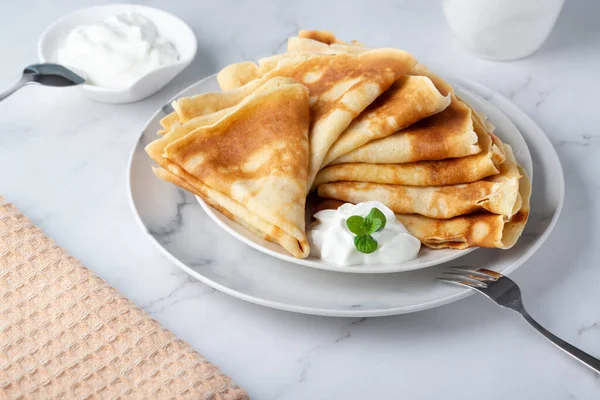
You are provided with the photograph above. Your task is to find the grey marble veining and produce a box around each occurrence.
[1,0,600,399]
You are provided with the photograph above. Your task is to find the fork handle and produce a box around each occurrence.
[521,312,600,373]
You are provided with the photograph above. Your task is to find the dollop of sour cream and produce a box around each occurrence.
[57,12,179,89]
[308,201,421,266]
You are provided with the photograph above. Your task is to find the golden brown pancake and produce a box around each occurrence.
[214,32,366,92]
[397,164,531,249]
[312,153,500,189]
[186,49,417,190]
[171,78,269,125]
[146,77,311,258]
[318,144,521,219]
[257,52,326,77]
[294,30,367,50]
[152,166,280,243]
[159,77,271,133]
[409,64,454,96]
[329,94,477,165]
[471,105,505,165]
[216,32,367,92]
[460,97,507,166]
[286,37,366,55]
[158,112,180,135]
[298,29,346,44]
[275,37,504,169]
[288,37,453,96]
[217,50,417,190]
[313,153,530,249]
[312,118,502,190]
[217,61,262,92]
[158,106,233,137]
[321,75,451,166]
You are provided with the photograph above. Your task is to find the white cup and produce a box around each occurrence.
[442,0,565,60]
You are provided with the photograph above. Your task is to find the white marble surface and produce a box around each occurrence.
[1,0,600,398]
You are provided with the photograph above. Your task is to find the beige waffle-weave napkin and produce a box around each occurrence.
[0,197,248,399]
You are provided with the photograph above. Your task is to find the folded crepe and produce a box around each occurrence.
[409,64,454,97]
[215,31,387,94]
[289,34,453,97]
[293,30,367,50]
[159,77,269,133]
[214,55,319,92]
[277,36,501,169]
[311,155,499,190]
[218,50,417,189]
[321,75,451,166]
[158,106,233,136]
[217,61,262,92]
[297,29,346,45]
[329,95,479,165]
[318,144,522,219]
[257,48,352,76]
[313,146,530,249]
[287,37,366,55]
[461,98,507,165]
[312,111,504,190]
[397,169,531,248]
[215,31,368,93]
[216,34,366,92]
[146,77,312,258]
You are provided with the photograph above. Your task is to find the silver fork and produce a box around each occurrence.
[439,267,600,374]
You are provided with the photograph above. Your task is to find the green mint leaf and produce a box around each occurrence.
[365,208,386,233]
[354,234,378,254]
[363,218,373,233]
[346,216,366,235]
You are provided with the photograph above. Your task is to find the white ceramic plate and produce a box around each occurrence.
[195,77,533,272]
[154,73,532,273]
[196,191,476,273]
[128,73,562,317]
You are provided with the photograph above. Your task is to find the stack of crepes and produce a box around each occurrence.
[146,29,530,258]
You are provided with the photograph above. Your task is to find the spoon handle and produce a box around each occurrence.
[0,75,35,103]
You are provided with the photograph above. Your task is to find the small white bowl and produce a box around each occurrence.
[38,3,197,103]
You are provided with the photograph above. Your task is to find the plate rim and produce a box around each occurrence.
[126,72,564,317]
[196,193,478,274]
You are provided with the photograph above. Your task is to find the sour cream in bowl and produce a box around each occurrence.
[38,4,197,103]
[57,12,180,90]
[308,201,421,266]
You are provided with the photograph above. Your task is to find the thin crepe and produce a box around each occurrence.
[312,112,503,190]
[312,154,500,189]
[217,61,262,92]
[214,49,417,188]
[409,64,454,97]
[313,148,530,249]
[146,77,311,258]
[158,106,233,136]
[318,144,522,219]
[293,30,367,51]
[330,95,479,165]
[461,97,506,164]
[216,37,366,92]
[159,77,268,133]
[279,35,503,167]
[297,30,346,44]
[321,75,451,166]
[397,165,531,249]
[287,37,366,55]
[289,35,453,97]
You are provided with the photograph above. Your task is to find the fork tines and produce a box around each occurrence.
[437,267,502,289]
